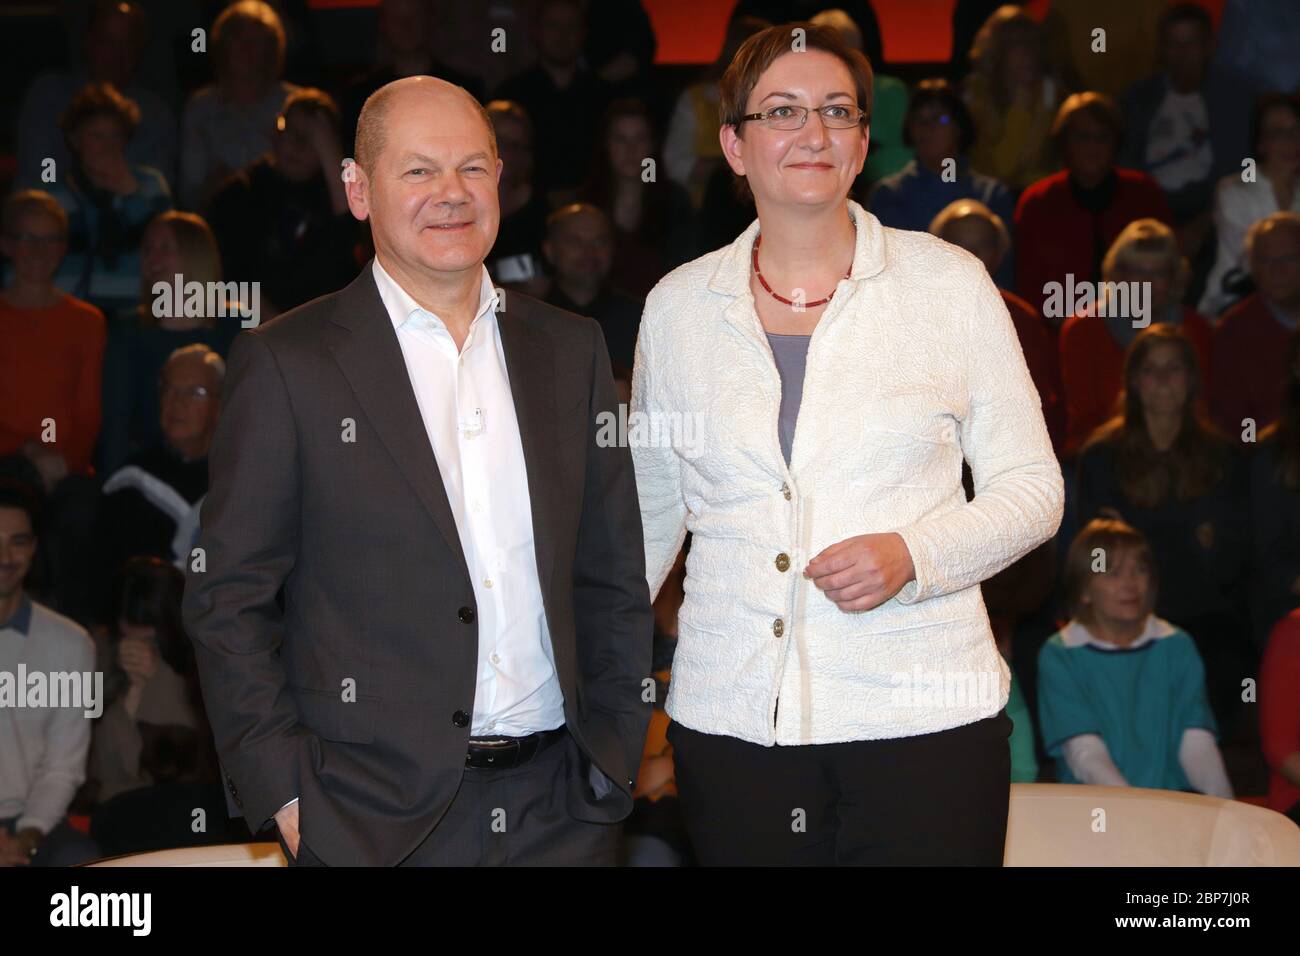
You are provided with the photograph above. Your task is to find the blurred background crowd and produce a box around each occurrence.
[1,0,1299,866]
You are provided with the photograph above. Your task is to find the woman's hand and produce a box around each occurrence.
[805,532,916,612]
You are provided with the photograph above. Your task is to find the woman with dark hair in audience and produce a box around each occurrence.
[1076,324,1250,739]
[86,557,227,854]
[98,210,239,476]
[1250,327,1300,647]
[48,81,172,318]
[1199,93,1300,319]
[1015,92,1173,322]
[868,78,1017,289]
[208,87,360,316]
[962,5,1060,193]
[179,0,298,209]
[575,98,697,299]
[1060,218,1214,458]
[1037,517,1232,797]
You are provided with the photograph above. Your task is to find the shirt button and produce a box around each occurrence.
[781,482,792,501]
[458,606,476,624]
[775,552,790,572]
[490,653,501,665]
[483,578,493,589]
[772,617,785,638]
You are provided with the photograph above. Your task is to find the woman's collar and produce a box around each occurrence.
[1062,613,1177,650]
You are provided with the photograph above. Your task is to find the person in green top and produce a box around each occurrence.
[1037,517,1232,796]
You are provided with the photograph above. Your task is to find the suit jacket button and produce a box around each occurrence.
[452,710,471,727]
[458,606,476,624]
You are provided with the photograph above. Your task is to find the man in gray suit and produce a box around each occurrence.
[181,76,653,866]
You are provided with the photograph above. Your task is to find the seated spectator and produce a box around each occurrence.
[1060,218,1214,457]
[0,190,107,479]
[485,101,550,298]
[94,345,220,618]
[1119,4,1255,273]
[1076,325,1250,738]
[962,6,1060,193]
[0,482,101,866]
[1199,94,1300,318]
[663,15,771,208]
[1037,517,1232,797]
[1259,609,1300,824]
[86,557,213,807]
[1249,328,1300,646]
[99,212,240,476]
[16,0,176,189]
[809,8,911,186]
[930,198,1064,452]
[1016,92,1173,322]
[871,78,1017,290]
[494,0,611,204]
[1043,0,1164,99]
[46,81,172,318]
[582,0,658,102]
[542,204,643,369]
[179,1,298,209]
[1211,212,1300,436]
[338,0,485,150]
[208,87,359,316]
[1006,662,1039,783]
[576,99,697,299]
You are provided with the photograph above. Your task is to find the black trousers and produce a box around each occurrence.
[276,728,621,866]
[668,709,1013,866]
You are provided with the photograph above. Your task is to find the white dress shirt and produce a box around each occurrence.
[372,257,566,738]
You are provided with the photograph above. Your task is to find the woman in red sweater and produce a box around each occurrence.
[1016,92,1173,325]
[1060,218,1213,457]
[1260,610,1300,823]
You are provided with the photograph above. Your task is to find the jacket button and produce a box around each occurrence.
[772,617,785,638]
[775,552,790,572]
[458,606,476,624]
[781,482,792,500]
[452,710,471,727]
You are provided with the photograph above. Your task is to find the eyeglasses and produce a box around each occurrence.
[159,383,213,402]
[740,104,867,131]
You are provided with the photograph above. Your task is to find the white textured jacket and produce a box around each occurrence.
[631,201,1064,746]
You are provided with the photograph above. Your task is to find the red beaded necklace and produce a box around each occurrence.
[751,232,852,308]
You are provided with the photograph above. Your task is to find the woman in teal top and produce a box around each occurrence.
[1036,517,1232,795]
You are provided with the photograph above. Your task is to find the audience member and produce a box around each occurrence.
[1258,609,1300,824]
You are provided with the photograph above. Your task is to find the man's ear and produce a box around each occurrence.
[719,124,746,178]
[344,163,370,222]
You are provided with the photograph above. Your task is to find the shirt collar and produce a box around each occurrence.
[371,257,500,333]
[1061,613,1177,651]
[706,198,888,298]
[0,595,33,636]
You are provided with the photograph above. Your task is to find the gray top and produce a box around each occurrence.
[765,332,812,465]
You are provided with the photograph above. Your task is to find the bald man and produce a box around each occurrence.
[183,77,653,866]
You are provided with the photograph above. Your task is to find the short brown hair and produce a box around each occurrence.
[2,189,69,237]
[213,0,287,82]
[1052,91,1125,154]
[718,21,874,201]
[280,87,342,137]
[1062,518,1159,626]
[60,81,141,139]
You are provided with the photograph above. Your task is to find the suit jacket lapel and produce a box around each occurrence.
[325,268,471,583]
[497,297,558,599]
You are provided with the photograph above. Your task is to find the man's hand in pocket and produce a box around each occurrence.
[275,800,300,858]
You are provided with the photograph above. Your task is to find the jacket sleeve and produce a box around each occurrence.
[630,290,690,601]
[894,260,1065,605]
[181,329,308,832]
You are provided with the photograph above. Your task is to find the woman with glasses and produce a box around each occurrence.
[630,22,1064,866]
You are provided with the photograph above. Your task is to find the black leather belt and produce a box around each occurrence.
[465,726,567,769]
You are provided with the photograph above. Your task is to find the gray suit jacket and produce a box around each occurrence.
[181,264,653,865]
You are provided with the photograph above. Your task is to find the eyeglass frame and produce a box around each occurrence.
[738,104,869,130]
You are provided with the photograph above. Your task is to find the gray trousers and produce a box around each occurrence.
[283,730,621,866]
